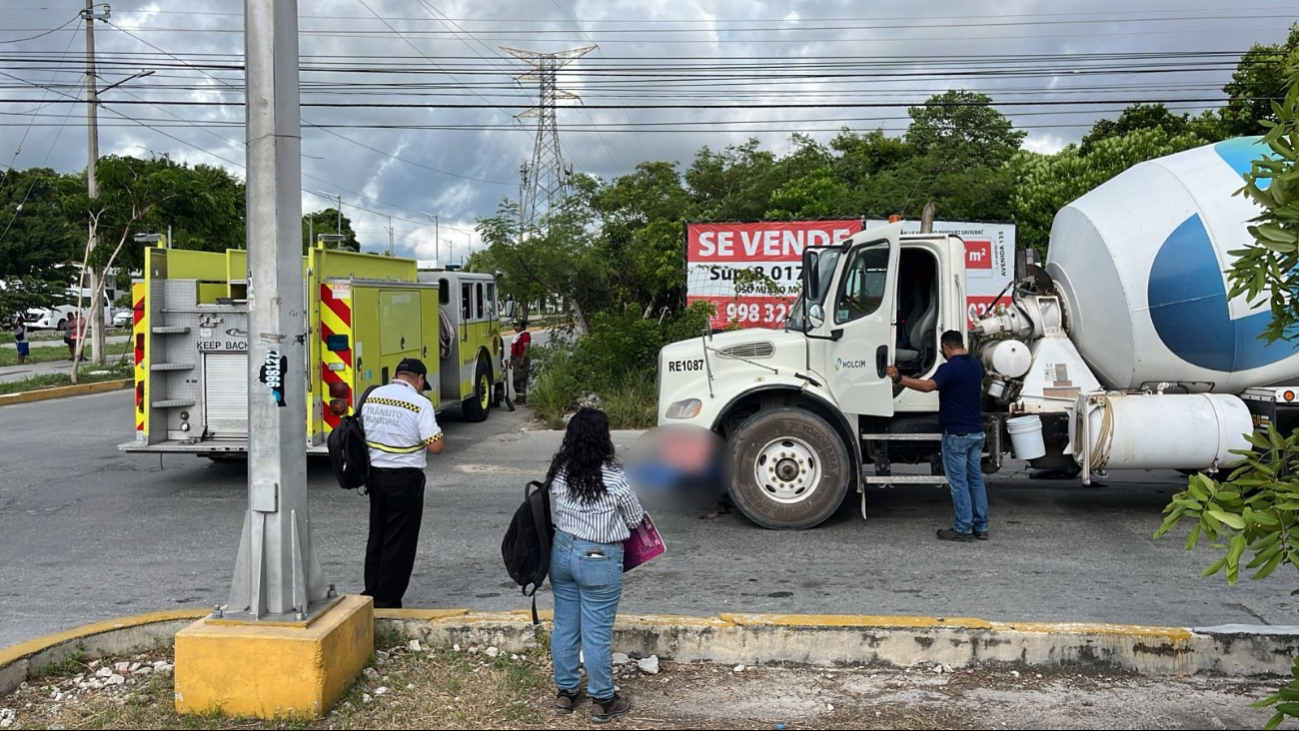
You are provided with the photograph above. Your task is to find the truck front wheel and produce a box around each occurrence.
[728,407,850,530]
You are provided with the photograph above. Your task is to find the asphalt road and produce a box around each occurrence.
[1,387,1294,650]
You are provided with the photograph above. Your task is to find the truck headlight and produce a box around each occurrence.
[666,398,702,419]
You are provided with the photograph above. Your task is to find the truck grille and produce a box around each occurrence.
[719,341,775,359]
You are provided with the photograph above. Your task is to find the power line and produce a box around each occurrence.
[100,18,514,186]
[0,76,85,247]
[0,13,82,44]
[0,15,82,192]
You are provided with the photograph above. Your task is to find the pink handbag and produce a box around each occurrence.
[623,513,666,572]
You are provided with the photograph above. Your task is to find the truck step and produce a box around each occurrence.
[864,475,950,485]
[152,399,197,409]
[150,363,195,371]
[861,433,945,441]
[151,326,191,334]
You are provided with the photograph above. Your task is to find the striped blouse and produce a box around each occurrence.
[550,463,646,545]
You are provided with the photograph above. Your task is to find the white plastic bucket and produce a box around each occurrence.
[1006,415,1046,460]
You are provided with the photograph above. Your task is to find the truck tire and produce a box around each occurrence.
[728,407,851,530]
[462,356,492,423]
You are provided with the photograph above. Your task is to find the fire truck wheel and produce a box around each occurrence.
[728,407,850,530]
[462,356,492,423]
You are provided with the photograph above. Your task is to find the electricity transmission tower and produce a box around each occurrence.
[503,45,596,233]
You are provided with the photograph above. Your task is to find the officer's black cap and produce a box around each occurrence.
[395,358,431,391]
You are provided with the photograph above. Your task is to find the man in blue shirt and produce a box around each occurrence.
[887,331,989,542]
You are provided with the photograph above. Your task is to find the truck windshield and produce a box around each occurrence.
[786,248,843,332]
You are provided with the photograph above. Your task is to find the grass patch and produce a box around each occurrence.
[0,360,132,396]
[0,327,129,344]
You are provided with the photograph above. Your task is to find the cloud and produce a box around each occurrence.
[0,0,1291,255]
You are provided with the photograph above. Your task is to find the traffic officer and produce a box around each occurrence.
[361,358,444,609]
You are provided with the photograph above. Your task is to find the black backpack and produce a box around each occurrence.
[501,480,554,624]
[327,385,379,492]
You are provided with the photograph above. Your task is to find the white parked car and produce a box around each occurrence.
[23,305,78,330]
[112,308,133,328]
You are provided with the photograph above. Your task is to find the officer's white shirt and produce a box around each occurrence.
[361,379,443,469]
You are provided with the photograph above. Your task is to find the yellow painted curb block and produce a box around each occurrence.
[0,378,131,407]
[0,609,207,670]
[174,596,374,721]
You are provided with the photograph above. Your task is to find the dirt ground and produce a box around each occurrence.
[0,641,1280,730]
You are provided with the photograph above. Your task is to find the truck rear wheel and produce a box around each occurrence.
[462,356,492,423]
[728,407,850,530]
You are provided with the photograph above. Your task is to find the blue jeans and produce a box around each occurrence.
[942,433,989,534]
[550,531,624,701]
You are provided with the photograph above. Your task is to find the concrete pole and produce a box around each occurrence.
[434,215,439,265]
[85,0,105,366]
[228,0,327,621]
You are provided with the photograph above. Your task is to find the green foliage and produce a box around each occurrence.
[0,276,68,320]
[1224,49,1299,345]
[528,302,714,428]
[301,208,358,251]
[1222,24,1299,137]
[1080,103,1195,155]
[1156,425,1299,727]
[1011,128,1210,253]
[0,167,80,278]
[906,89,1027,167]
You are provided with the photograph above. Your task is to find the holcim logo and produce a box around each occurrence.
[835,357,869,371]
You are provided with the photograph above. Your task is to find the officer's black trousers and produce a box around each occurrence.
[363,467,426,609]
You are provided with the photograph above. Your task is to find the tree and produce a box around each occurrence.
[765,167,854,219]
[1222,24,1299,137]
[0,167,79,280]
[1080,103,1191,155]
[301,208,358,251]
[906,89,1027,167]
[0,276,67,322]
[61,155,179,378]
[1223,48,1299,345]
[1156,53,1299,731]
[1011,128,1209,253]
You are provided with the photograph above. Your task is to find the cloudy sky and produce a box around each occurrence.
[0,0,1294,260]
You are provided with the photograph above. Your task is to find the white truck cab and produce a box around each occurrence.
[659,223,972,529]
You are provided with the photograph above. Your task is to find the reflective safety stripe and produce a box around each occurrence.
[366,440,425,454]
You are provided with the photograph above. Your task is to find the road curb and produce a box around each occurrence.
[0,378,132,407]
[5,609,1298,698]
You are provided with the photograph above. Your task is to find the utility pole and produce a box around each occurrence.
[434,215,439,264]
[464,231,470,266]
[228,0,327,621]
[84,0,109,366]
[385,216,394,257]
[503,46,594,231]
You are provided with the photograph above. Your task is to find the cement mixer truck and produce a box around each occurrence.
[656,136,1299,530]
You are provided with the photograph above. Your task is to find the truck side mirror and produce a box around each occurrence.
[809,303,825,328]
[802,247,822,303]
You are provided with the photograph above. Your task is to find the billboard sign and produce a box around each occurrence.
[685,220,862,330]
[866,219,1016,326]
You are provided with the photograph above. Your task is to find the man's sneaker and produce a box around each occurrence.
[974,530,989,541]
[591,693,632,724]
[937,529,974,542]
[555,690,581,715]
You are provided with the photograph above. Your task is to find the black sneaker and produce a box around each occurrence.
[555,690,582,715]
[975,530,989,541]
[937,529,974,542]
[591,693,631,724]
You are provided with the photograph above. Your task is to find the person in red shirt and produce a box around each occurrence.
[65,310,85,361]
[510,320,532,403]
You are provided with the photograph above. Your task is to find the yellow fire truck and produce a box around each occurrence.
[119,244,505,458]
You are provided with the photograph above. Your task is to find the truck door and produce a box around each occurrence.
[826,225,901,417]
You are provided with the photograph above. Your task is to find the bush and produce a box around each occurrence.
[528,302,715,429]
